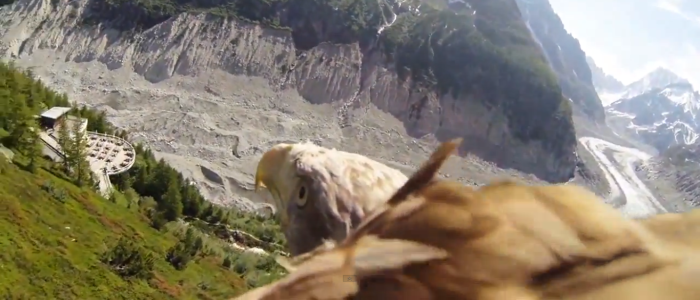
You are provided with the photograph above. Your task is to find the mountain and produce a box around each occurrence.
[0,0,584,183]
[601,68,690,105]
[515,0,605,122]
[586,55,624,94]
[607,81,700,151]
[620,68,690,100]
[636,141,700,211]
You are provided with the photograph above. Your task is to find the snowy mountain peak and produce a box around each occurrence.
[606,81,700,151]
[658,83,700,118]
[599,68,691,106]
[623,68,689,100]
[660,82,696,101]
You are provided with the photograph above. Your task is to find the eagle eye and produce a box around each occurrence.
[295,184,308,207]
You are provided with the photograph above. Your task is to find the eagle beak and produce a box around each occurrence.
[255,170,266,192]
[255,144,293,192]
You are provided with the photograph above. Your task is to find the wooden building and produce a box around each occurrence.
[39,106,72,130]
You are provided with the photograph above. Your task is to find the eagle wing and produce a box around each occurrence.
[237,140,700,300]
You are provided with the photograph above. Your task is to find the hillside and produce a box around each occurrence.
[0,62,285,298]
[0,157,282,298]
[637,141,700,212]
[0,0,583,187]
[515,0,605,122]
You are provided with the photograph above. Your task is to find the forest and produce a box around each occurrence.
[0,61,285,298]
[379,1,573,144]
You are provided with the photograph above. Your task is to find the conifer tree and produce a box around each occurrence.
[7,94,35,149]
[25,122,43,173]
[56,117,72,171]
[0,87,10,130]
[69,116,92,186]
[160,174,184,222]
[5,92,30,144]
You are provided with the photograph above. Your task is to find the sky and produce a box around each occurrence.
[549,0,700,87]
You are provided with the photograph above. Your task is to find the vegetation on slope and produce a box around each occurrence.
[81,0,573,146]
[0,61,286,298]
[515,0,603,121]
[0,158,282,298]
[380,2,571,143]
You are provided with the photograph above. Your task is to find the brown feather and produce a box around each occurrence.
[234,140,700,300]
[639,209,700,251]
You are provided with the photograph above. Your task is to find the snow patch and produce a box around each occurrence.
[579,137,666,218]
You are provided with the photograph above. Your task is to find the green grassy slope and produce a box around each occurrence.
[0,61,285,298]
[0,156,279,299]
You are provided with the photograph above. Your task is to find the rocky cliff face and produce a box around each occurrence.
[0,0,579,182]
[637,141,700,211]
[586,56,624,94]
[515,0,605,122]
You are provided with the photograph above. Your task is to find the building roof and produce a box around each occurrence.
[40,107,72,120]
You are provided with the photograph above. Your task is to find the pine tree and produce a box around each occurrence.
[222,256,232,269]
[201,204,215,220]
[25,123,43,173]
[132,166,150,194]
[181,184,203,218]
[56,117,71,171]
[7,95,35,150]
[5,93,30,146]
[159,174,183,222]
[0,88,11,130]
[69,116,92,186]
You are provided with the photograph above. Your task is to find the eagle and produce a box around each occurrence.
[237,139,700,300]
[254,142,408,256]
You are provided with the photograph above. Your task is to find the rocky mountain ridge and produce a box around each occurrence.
[0,0,582,184]
[599,67,689,105]
[637,140,700,211]
[619,68,689,101]
[586,56,624,94]
[515,0,605,122]
[607,81,700,152]
[587,59,700,212]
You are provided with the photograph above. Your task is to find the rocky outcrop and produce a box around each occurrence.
[0,0,578,182]
[515,0,605,122]
[199,165,224,186]
[636,142,700,211]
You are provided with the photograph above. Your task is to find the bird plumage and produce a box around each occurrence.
[236,139,700,300]
[638,209,700,253]
[254,142,408,255]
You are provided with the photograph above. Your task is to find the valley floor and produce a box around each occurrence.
[579,137,678,216]
[7,50,562,210]
[8,47,692,220]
